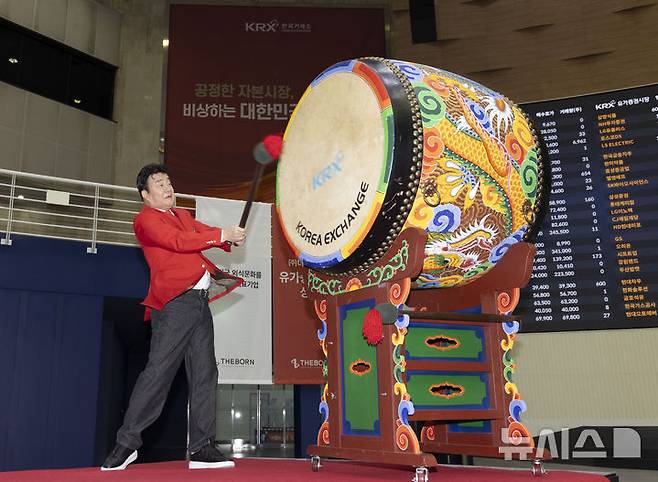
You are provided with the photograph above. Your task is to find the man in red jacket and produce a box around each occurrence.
[102,163,245,471]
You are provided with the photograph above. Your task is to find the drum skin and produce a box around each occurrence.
[276,58,546,288]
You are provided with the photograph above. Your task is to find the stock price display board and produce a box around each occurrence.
[517,84,658,332]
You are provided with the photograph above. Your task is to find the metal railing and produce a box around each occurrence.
[0,168,196,253]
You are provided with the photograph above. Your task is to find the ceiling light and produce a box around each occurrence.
[162,38,169,48]
[8,57,18,64]
[73,99,82,104]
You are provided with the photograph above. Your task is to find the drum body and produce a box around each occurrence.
[276,58,545,288]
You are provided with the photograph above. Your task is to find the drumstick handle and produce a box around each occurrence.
[239,162,267,228]
[400,310,521,324]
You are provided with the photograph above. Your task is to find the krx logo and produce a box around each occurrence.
[245,20,278,32]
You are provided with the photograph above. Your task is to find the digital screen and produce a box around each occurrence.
[517,84,658,332]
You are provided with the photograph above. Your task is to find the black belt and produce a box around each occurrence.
[195,288,209,298]
[183,287,209,299]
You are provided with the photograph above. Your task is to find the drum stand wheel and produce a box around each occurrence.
[413,466,429,482]
[310,455,322,472]
[530,458,547,476]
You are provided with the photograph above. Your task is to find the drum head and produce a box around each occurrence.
[277,60,411,273]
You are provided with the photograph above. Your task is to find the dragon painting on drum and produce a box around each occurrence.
[276,58,547,289]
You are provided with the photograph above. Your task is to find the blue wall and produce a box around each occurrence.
[294,385,322,458]
[0,235,148,470]
[0,234,322,470]
[0,290,102,470]
[0,235,148,298]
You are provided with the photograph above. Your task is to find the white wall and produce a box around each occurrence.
[0,0,120,183]
[515,328,658,435]
[0,81,115,182]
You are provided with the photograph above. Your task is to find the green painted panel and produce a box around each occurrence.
[405,325,484,360]
[454,420,487,428]
[342,305,379,433]
[406,372,489,408]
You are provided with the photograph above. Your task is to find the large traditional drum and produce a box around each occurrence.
[276,58,546,288]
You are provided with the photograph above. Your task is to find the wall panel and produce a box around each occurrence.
[0,82,26,132]
[0,0,35,29]
[35,0,67,42]
[0,234,148,470]
[0,126,20,169]
[0,81,116,183]
[65,0,97,54]
[0,289,103,470]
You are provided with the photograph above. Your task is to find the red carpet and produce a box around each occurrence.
[0,458,611,482]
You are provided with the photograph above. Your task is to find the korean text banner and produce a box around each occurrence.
[166,5,386,201]
[272,206,323,384]
[195,197,272,384]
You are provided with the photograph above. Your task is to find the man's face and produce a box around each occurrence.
[142,172,175,210]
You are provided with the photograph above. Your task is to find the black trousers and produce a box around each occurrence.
[116,289,218,453]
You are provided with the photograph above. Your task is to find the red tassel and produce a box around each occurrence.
[362,308,383,346]
[263,134,283,160]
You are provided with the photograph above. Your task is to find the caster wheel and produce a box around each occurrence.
[311,455,321,472]
[413,466,429,482]
[531,458,547,476]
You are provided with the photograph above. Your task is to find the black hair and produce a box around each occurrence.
[136,163,169,198]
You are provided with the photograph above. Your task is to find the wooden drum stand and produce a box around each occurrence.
[306,227,548,481]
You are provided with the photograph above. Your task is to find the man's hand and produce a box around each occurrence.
[223,226,246,246]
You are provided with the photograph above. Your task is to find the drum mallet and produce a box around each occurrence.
[236,134,282,234]
[374,303,521,324]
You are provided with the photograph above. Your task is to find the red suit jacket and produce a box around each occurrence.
[134,205,243,318]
